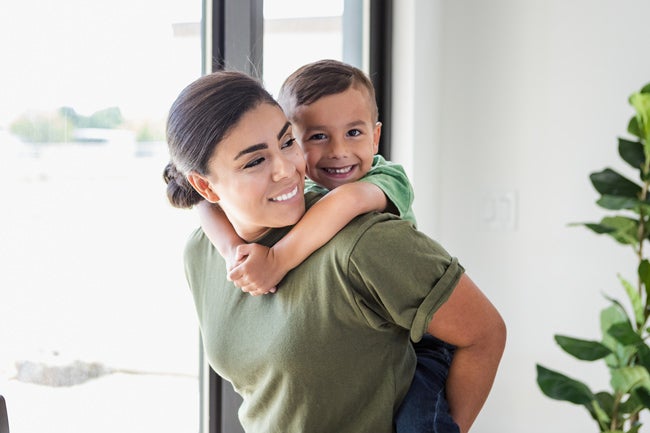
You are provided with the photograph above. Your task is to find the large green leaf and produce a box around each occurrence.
[619,137,645,171]
[575,218,639,246]
[619,274,645,328]
[611,366,650,394]
[593,391,614,426]
[598,216,639,246]
[580,222,617,235]
[590,168,642,198]
[536,364,595,406]
[634,385,650,408]
[629,116,643,140]
[629,91,650,146]
[607,321,643,346]
[636,343,650,372]
[596,195,642,211]
[555,334,612,360]
[602,305,636,367]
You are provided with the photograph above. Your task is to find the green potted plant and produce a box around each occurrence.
[536,82,650,432]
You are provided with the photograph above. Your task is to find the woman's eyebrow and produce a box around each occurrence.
[234,121,291,160]
[235,143,267,160]
[277,121,291,139]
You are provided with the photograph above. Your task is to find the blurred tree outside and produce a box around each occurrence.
[8,106,164,143]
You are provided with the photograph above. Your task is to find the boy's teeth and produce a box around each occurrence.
[325,166,352,174]
[271,186,298,202]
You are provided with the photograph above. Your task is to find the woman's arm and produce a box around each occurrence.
[229,182,388,295]
[426,274,507,433]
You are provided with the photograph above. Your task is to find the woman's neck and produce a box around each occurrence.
[240,227,273,244]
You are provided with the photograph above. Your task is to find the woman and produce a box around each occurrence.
[163,71,506,433]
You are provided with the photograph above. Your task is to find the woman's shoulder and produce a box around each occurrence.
[335,212,417,253]
[337,212,452,263]
[184,227,216,266]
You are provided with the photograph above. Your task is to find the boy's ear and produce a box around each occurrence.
[372,121,382,154]
[186,172,220,203]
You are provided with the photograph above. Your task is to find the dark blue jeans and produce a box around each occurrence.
[395,335,460,433]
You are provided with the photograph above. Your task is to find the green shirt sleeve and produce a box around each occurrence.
[304,178,329,196]
[346,215,464,342]
[358,155,417,225]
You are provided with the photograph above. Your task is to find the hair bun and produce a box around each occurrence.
[163,161,203,208]
[163,161,182,185]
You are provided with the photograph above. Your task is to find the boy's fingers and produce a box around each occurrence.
[234,244,253,261]
[228,267,243,282]
[238,281,276,296]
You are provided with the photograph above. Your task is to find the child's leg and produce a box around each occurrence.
[395,335,460,433]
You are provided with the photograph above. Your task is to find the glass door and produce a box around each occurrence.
[0,2,202,432]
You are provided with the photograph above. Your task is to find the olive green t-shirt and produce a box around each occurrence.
[304,154,417,226]
[184,194,463,433]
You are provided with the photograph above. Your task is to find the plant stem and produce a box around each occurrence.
[638,175,649,301]
[610,392,623,431]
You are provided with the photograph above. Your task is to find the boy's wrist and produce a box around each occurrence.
[269,246,294,274]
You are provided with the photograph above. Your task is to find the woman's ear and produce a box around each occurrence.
[186,172,220,203]
[372,121,382,154]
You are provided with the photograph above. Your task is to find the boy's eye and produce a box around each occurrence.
[244,157,265,169]
[308,133,327,141]
[347,129,362,137]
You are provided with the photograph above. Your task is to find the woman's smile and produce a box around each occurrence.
[270,185,299,202]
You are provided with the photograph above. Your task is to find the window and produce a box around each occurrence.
[263,0,345,96]
[0,1,202,431]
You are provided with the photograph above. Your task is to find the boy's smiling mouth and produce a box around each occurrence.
[322,165,354,175]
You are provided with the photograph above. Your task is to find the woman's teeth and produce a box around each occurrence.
[271,186,298,202]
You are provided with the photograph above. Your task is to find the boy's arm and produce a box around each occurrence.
[228,182,388,293]
[359,155,417,225]
[196,200,245,271]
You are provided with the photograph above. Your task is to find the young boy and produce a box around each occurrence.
[197,59,459,433]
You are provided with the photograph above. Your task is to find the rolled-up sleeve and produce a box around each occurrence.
[347,216,464,342]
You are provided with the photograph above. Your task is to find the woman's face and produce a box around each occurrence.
[203,103,306,241]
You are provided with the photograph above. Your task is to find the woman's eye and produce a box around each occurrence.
[281,137,296,149]
[347,129,362,137]
[244,157,264,169]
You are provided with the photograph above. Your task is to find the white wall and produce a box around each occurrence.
[392,1,650,432]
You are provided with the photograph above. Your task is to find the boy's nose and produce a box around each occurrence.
[327,137,347,159]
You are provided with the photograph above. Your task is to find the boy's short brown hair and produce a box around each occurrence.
[278,59,378,123]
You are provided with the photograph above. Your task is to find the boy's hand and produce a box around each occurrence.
[224,243,247,272]
[228,244,286,296]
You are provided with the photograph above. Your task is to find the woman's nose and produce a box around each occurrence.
[271,154,296,182]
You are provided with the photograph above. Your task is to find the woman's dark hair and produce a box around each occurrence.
[277,59,378,122]
[163,71,278,208]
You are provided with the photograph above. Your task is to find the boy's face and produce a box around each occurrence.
[291,86,381,190]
